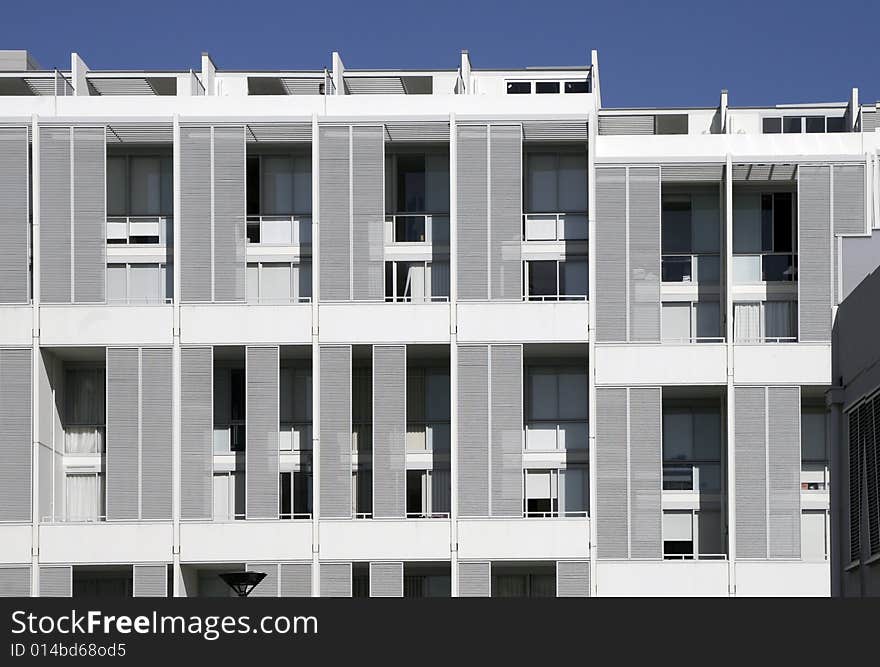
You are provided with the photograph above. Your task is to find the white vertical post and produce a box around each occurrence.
[449,112,459,595]
[311,112,321,596]
[172,115,183,595]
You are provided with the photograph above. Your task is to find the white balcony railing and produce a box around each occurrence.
[106,216,171,245]
[523,212,588,242]
[384,214,450,245]
[662,462,722,492]
[801,462,830,491]
[661,254,721,283]
[733,253,797,284]
[246,215,312,246]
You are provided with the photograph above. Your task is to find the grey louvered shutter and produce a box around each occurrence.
[848,409,860,562]
[133,564,167,597]
[798,165,832,342]
[629,387,662,558]
[0,566,31,597]
[556,561,590,597]
[628,167,661,342]
[320,562,352,597]
[180,126,212,302]
[246,346,279,519]
[39,126,72,303]
[318,125,351,301]
[141,348,172,520]
[280,563,312,597]
[490,344,522,517]
[319,345,352,519]
[832,164,865,235]
[594,167,626,342]
[0,127,29,303]
[489,125,522,301]
[735,386,768,559]
[372,345,406,518]
[40,566,72,597]
[457,561,490,597]
[247,563,279,597]
[457,345,489,517]
[767,387,801,559]
[106,348,139,521]
[596,388,627,559]
[599,115,655,135]
[369,562,403,597]
[72,126,105,303]
[180,347,213,520]
[0,349,32,522]
[456,125,488,300]
[351,126,384,301]
[660,163,725,182]
[213,126,246,302]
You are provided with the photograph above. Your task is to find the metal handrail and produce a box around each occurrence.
[106,215,171,245]
[523,511,589,519]
[405,512,451,519]
[663,553,727,561]
[523,294,587,302]
[385,213,450,245]
[385,295,450,303]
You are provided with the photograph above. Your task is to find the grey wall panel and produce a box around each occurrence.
[458,561,490,597]
[40,566,72,597]
[629,387,662,559]
[735,386,768,559]
[372,345,406,519]
[628,166,661,342]
[369,562,403,597]
[39,126,72,303]
[320,562,352,597]
[319,346,352,519]
[72,126,105,303]
[180,347,213,520]
[280,563,312,597]
[598,115,655,135]
[0,127,29,303]
[456,125,488,300]
[106,348,139,521]
[246,346,280,519]
[213,125,246,303]
[133,564,167,597]
[0,566,31,597]
[661,163,725,182]
[457,345,489,517]
[0,349,32,522]
[596,388,627,559]
[141,348,172,520]
[247,563,279,597]
[798,165,832,342]
[556,561,590,597]
[351,126,385,301]
[318,125,351,301]
[595,167,627,342]
[767,386,801,559]
[489,125,522,301]
[179,126,212,302]
[832,164,866,235]
[490,345,522,517]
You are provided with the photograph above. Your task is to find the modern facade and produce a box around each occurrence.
[0,47,878,598]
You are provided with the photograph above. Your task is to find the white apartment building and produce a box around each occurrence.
[0,47,878,598]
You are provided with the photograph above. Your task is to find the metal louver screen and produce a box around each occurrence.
[489,125,522,301]
[247,563,279,597]
[598,115,654,135]
[320,562,352,597]
[556,561,590,597]
[490,345,522,517]
[661,163,724,182]
[628,387,662,559]
[369,562,403,597]
[319,346,352,519]
[848,409,860,562]
[798,165,832,342]
[861,109,878,132]
[594,167,626,342]
[870,399,880,556]
[180,126,212,302]
[133,564,167,597]
[767,387,801,559]
[0,566,31,597]
[106,348,139,521]
[213,126,246,303]
[40,566,72,597]
[351,126,385,301]
[456,125,488,300]
[141,348,172,520]
[735,386,768,559]
[372,346,406,519]
[318,125,351,301]
[72,126,105,303]
[280,563,312,597]
[628,166,661,342]
[457,345,489,517]
[0,349,32,522]
[39,126,72,303]
[246,346,280,519]
[595,388,627,559]
[457,561,490,597]
[180,347,213,520]
[0,126,29,303]
[832,164,866,235]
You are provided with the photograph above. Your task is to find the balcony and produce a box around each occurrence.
[662,462,722,492]
[384,214,449,248]
[661,254,720,284]
[733,253,797,284]
[246,215,312,248]
[522,212,588,242]
[106,215,171,245]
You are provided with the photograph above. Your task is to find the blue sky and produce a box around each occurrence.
[1,0,877,107]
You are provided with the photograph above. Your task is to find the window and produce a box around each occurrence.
[406,470,424,516]
[733,192,796,282]
[661,193,721,283]
[280,367,312,452]
[783,116,803,133]
[492,571,556,598]
[65,473,104,522]
[801,409,828,491]
[506,81,531,94]
[247,154,311,216]
[213,368,246,454]
[762,117,782,134]
[662,302,721,343]
[106,155,173,217]
[525,367,588,451]
[564,80,589,94]
[826,116,846,133]
[107,263,168,304]
[213,472,244,521]
[535,81,559,94]
[64,367,105,454]
[396,154,426,213]
[805,116,825,133]
[655,114,688,135]
[525,152,588,214]
[663,510,694,559]
[662,407,722,491]
[524,259,588,300]
[763,115,846,134]
[524,469,558,516]
[802,510,828,560]
[278,471,310,519]
[246,261,310,303]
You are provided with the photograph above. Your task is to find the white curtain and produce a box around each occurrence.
[64,368,105,452]
[66,474,100,522]
[765,301,794,340]
[64,427,103,454]
[734,302,761,342]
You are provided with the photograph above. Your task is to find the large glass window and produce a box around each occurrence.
[526,152,587,213]
[106,155,172,216]
[663,407,722,492]
[525,367,588,452]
